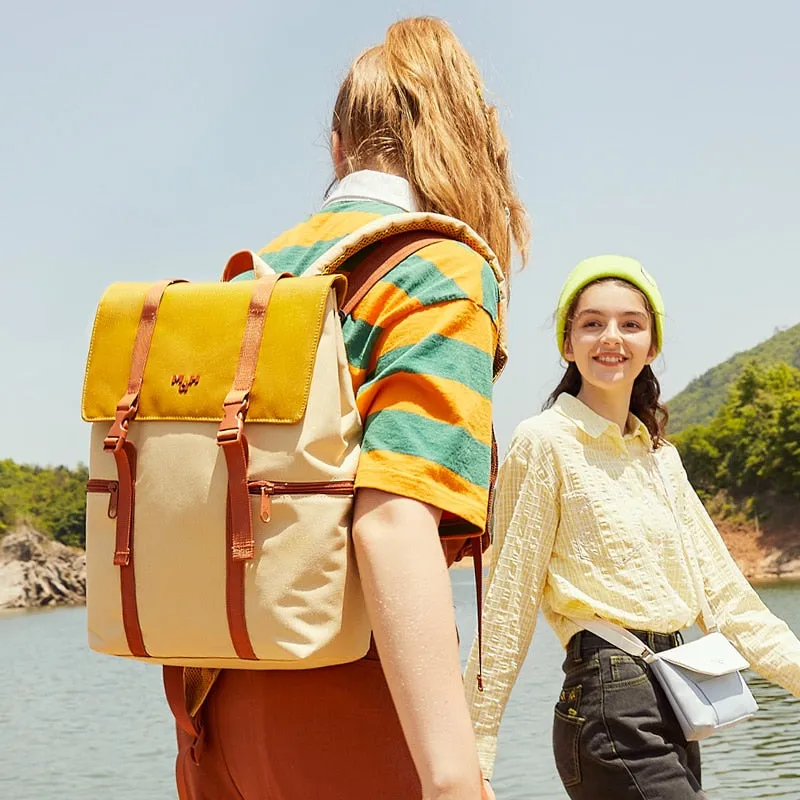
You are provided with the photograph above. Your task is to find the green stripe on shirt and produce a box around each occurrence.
[361,409,491,488]
[366,334,494,398]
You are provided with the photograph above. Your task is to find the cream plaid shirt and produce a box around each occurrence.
[464,393,800,777]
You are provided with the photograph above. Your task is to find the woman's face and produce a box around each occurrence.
[564,280,656,395]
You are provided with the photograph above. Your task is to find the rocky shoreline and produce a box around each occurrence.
[453,522,800,584]
[715,518,800,584]
[0,519,797,613]
[0,528,86,610]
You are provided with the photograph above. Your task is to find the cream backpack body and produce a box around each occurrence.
[82,213,507,670]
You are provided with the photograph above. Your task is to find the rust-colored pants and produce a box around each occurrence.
[171,645,422,800]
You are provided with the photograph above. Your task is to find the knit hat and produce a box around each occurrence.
[555,255,665,357]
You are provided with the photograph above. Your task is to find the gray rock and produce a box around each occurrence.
[0,528,86,610]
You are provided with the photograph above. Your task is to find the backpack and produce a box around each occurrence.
[81,212,506,672]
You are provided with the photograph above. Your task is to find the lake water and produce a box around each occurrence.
[1,576,798,799]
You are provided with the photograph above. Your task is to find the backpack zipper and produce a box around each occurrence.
[248,480,355,523]
[85,477,353,525]
[86,478,120,519]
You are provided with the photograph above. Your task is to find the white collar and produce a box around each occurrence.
[322,169,418,212]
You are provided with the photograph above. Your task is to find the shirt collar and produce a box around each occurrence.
[322,169,418,212]
[553,393,651,446]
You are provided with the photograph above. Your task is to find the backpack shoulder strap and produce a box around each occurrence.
[221,250,275,282]
[340,230,447,315]
[301,211,508,379]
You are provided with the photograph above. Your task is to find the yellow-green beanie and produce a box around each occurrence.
[555,255,665,357]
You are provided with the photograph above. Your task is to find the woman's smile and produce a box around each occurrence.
[592,352,628,366]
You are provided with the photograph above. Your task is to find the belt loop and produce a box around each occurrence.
[572,631,583,662]
[647,631,655,651]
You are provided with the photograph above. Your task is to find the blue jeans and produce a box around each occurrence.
[553,630,707,799]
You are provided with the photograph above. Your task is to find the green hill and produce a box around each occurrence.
[0,460,87,548]
[667,322,800,434]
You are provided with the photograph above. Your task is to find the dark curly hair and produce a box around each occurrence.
[544,278,669,449]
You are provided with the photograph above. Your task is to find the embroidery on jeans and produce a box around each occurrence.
[559,684,583,717]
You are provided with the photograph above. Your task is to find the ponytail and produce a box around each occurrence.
[332,17,530,279]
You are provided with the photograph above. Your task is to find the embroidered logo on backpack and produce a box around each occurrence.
[171,374,200,394]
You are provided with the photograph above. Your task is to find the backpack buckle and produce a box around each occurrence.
[217,391,249,444]
[103,393,140,452]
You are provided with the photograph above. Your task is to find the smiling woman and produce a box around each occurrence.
[463,255,800,800]
[566,282,656,400]
[547,255,669,448]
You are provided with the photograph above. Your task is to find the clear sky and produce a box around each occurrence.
[2,1,799,465]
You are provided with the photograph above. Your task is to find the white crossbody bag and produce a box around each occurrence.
[571,455,758,741]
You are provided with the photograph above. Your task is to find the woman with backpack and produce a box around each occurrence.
[464,257,800,798]
[170,17,529,800]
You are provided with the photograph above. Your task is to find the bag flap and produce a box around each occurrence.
[82,275,346,424]
[655,632,750,676]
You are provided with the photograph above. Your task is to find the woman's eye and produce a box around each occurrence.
[623,321,642,330]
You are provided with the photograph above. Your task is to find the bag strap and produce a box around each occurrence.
[339,229,495,691]
[216,272,289,661]
[298,211,509,380]
[339,230,446,315]
[102,278,187,659]
[222,250,275,282]
[652,453,718,632]
[576,617,658,661]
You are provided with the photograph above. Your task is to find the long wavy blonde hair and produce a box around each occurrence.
[332,17,530,278]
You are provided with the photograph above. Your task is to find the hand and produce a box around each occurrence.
[482,778,496,800]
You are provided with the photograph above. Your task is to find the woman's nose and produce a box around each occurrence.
[600,321,622,343]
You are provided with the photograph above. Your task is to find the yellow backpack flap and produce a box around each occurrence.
[82,275,346,424]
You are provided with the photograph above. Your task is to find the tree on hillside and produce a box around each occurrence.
[673,361,800,510]
[667,322,800,433]
[0,459,88,546]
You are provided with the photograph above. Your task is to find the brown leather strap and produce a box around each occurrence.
[217,274,284,442]
[220,432,254,561]
[340,231,447,316]
[163,665,200,739]
[473,427,499,690]
[103,279,186,452]
[217,274,284,659]
[226,490,258,660]
[104,280,185,658]
[487,426,498,543]
[114,441,147,657]
[111,441,136,567]
[105,279,185,563]
[472,536,485,692]
[345,230,494,691]
[217,273,285,563]
[222,251,268,283]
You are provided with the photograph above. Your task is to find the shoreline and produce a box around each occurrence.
[3,516,799,614]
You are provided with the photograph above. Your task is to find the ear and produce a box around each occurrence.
[331,131,347,180]
[563,335,576,362]
[645,340,657,365]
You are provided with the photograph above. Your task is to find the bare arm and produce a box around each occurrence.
[353,488,483,800]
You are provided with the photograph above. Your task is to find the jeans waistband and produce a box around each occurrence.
[568,628,684,662]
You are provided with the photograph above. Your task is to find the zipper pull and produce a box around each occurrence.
[107,482,119,520]
[259,485,272,523]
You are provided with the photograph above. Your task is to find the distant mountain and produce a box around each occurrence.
[667,322,800,434]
